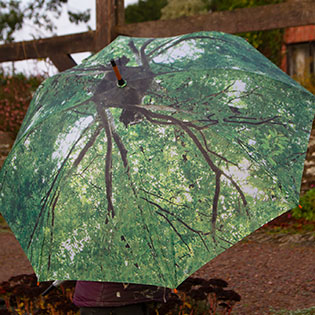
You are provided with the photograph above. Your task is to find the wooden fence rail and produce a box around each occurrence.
[0,32,95,71]
[117,1,315,37]
[0,0,314,71]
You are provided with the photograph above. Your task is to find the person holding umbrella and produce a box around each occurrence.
[73,281,169,314]
[0,31,313,305]
[71,60,170,315]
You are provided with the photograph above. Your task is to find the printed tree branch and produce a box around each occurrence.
[28,121,95,249]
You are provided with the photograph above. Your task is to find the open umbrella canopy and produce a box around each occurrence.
[0,31,314,288]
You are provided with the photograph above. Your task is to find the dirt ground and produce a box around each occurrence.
[0,213,314,315]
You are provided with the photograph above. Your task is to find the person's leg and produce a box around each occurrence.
[80,303,149,315]
[80,307,105,315]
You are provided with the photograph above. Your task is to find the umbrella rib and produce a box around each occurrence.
[224,85,262,104]
[236,138,277,180]
[47,190,60,271]
[236,138,261,165]
[134,201,168,283]
[68,64,110,73]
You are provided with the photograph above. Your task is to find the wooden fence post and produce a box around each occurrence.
[115,0,125,27]
[49,54,77,72]
[95,0,118,52]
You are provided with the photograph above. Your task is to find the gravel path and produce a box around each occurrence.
[1,216,315,314]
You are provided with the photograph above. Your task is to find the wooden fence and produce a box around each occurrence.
[0,0,314,71]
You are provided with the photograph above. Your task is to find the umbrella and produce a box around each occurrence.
[0,31,314,288]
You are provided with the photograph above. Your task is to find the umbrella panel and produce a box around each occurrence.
[0,32,314,288]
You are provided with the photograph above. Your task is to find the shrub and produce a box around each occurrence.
[0,274,241,315]
[156,277,241,314]
[292,188,315,221]
[0,73,43,136]
[293,72,315,95]
[0,274,78,314]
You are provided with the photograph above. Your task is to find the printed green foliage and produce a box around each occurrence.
[0,31,314,288]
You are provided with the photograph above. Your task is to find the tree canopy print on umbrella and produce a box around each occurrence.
[0,31,314,288]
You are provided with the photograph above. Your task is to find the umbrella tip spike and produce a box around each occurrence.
[110,58,127,88]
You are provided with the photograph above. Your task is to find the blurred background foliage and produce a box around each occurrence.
[292,188,315,221]
[125,0,168,23]
[0,0,90,43]
[126,0,286,66]
[0,73,42,135]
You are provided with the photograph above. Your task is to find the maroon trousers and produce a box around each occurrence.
[73,281,169,310]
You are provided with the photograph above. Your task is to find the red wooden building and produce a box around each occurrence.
[281,25,315,76]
